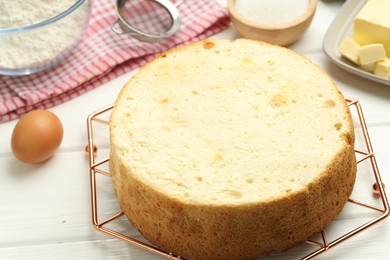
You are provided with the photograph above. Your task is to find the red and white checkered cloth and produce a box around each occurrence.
[0,0,230,122]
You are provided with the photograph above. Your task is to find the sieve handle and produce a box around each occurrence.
[111,19,136,36]
[174,0,184,6]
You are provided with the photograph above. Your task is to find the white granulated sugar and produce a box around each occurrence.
[235,0,309,26]
[0,0,89,70]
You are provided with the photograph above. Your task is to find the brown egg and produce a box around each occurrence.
[11,110,63,164]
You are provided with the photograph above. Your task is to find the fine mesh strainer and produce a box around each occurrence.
[112,0,183,42]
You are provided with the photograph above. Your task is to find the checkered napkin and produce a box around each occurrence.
[0,0,230,122]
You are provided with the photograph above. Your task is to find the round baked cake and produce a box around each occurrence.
[109,39,356,260]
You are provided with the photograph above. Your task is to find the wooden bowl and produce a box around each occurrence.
[228,0,318,46]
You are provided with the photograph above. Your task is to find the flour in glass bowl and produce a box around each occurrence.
[235,0,309,26]
[0,0,91,72]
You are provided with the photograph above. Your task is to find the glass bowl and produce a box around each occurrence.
[0,0,92,76]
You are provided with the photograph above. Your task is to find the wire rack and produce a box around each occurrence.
[85,98,389,259]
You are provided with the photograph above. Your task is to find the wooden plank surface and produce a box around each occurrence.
[1,1,389,259]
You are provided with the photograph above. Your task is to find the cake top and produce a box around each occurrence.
[110,39,354,206]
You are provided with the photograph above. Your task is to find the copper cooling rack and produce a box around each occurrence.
[86,99,389,259]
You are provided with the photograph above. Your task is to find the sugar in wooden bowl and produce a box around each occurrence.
[228,0,318,46]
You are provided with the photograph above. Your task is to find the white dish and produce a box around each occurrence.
[323,0,390,86]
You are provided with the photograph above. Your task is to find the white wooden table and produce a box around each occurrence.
[1,1,389,259]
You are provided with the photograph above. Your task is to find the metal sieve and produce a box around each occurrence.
[112,0,183,42]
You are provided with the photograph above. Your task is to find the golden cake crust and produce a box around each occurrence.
[109,39,356,260]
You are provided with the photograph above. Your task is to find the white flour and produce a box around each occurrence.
[235,0,309,26]
[0,0,90,71]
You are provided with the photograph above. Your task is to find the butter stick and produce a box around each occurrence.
[354,0,390,57]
